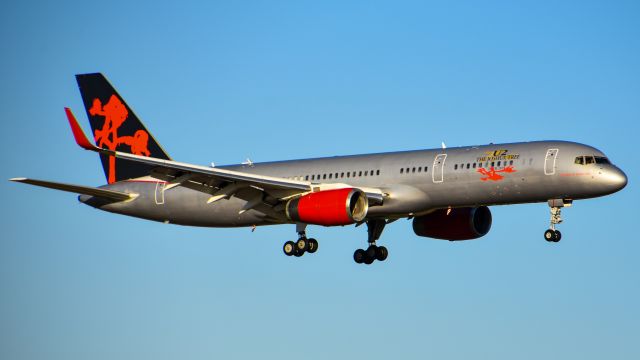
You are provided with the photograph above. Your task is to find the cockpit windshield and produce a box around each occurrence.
[574,156,610,165]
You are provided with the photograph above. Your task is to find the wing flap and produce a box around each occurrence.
[10,178,135,201]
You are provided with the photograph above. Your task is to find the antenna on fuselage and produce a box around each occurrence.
[242,158,254,167]
[441,142,447,150]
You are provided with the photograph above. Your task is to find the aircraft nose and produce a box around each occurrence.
[604,166,628,193]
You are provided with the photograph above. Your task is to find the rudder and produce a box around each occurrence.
[75,73,171,183]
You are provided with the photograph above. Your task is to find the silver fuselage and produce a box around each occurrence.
[83,140,627,227]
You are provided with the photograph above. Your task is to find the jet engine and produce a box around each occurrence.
[286,188,368,226]
[412,206,492,240]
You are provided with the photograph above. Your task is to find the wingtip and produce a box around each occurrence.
[64,107,95,150]
[9,177,27,182]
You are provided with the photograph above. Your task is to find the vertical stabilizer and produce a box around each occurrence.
[75,73,171,183]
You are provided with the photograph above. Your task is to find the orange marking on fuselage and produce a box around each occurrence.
[477,165,516,181]
[90,95,151,183]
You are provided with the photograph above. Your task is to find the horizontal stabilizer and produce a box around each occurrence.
[10,178,135,201]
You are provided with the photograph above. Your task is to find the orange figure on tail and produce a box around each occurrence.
[90,95,151,183]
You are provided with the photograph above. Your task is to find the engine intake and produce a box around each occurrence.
[286,188,368,226]
[412,206,492,240]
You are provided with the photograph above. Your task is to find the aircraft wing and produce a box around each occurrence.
[65,108,384,207]
[10,177,136,202]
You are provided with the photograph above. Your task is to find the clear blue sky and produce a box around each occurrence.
[1,1,638,359]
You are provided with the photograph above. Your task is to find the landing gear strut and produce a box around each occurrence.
[283,224,318,257]
[354,219,388,265]
[544,199,571,243]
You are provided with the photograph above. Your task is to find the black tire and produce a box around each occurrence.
[363,254,374,265]
[364,245,377,264]
[293,250,304,257]
[554,230,562,242]
[307,238,318,253]
[283,241,296,256]
[366,245,377,259]
[544,229,556,242]
[353,249,365,264]
[376,246,388,261]
[296,238,309,252]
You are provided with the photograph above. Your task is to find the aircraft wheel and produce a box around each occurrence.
[544,229,556,242]
[363,253,375,265]
[554,230,562,242]
[353,249,365,264]
[376,246,388,261]
[366,245,377,259]
[283,241,296,256]
[307,238,318,253]
[296,238,309,252]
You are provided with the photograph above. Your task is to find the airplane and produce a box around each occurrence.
[10,73,628,265]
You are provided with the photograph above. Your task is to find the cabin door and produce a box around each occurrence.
[155,181,166,205]
[433,154,447,183]
[544,149,559,175]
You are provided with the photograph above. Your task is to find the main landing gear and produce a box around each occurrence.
[544,199,572,243]
[283,224,318,257]
[354,219,388,265]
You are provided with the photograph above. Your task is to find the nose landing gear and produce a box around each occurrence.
[544,199,572,243]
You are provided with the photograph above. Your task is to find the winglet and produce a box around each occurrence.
[65,107,96,150]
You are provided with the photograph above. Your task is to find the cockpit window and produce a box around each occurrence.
[575,155,610,165]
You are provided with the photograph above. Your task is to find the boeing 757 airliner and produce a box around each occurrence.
[10,73,628,264]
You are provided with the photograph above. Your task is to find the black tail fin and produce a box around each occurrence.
[75,73,171,183]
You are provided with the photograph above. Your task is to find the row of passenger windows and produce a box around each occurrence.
[281,155,609,181]
[455,160,514,170]
[400,166,429,174]
[575,156,610,165]
[285,169,382,182]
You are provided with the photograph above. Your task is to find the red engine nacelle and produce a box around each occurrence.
[286,188,368,226]
[412,206,492,240]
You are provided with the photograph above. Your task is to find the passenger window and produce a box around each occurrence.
[305,175,309,181]
[329,173,332,179]
[364,171,368,176]
[335,173,338,178]
[454,164,458,170]
[347,172,350,178]
[466,163,470,169]
[473,163,476,169]
[497,161,501,167]
[341,172,344,178]
[359,171,362,177]
[509,160,513,166]
[491,162,495,167]
[412,167,416,173]
[400,168,404,174]
[323,174,327,179]
[311,175,315,180]
[425,166,428,172]
[376,170,380,175]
